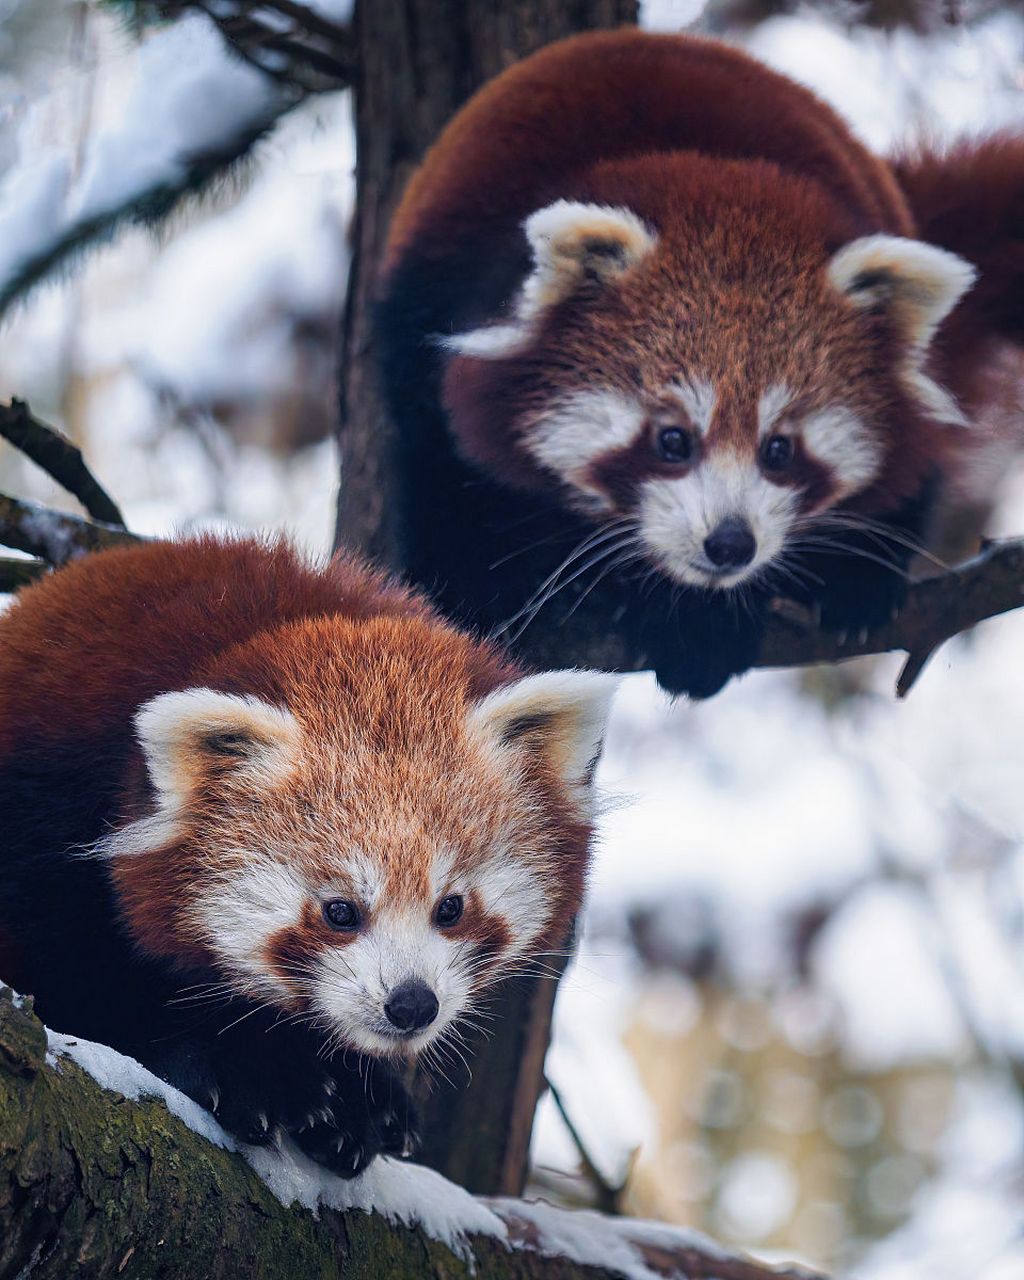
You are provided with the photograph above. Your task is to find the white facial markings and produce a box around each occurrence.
[801,405,882,498]
[525,388,645,506]
[196,860,306,997]
[330,847,386,913]
[669,376,718,436]
[758,383,795,438]
[313,905,470,1058]
[472,851,550,959]
[640,455,798,587]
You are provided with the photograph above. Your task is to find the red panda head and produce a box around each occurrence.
[442,155,976,591]
[102,615,618,1058]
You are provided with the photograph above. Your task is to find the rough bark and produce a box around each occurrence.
[334,0,640,1197]
[0,989,822,1280]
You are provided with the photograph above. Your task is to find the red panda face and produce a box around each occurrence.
[104,617,618,1059]
[442,160,976,592]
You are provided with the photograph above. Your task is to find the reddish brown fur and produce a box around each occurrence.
[0,538,591,983]
[383,30,967,520]
[386,29,912,270]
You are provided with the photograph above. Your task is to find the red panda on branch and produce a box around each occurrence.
[376,29,1024,697]
[0,537,617,1176]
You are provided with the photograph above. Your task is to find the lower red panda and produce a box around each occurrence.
[377,29,1022,697]
[0,536,617,1175]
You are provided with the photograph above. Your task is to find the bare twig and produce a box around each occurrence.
[757,538,1024,695]
[546,1076,630,1215]
[0,556,46,592]
[0,495,139,568]
[0,400,125,527]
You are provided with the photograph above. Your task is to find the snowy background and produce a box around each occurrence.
[2,3,1023,1277]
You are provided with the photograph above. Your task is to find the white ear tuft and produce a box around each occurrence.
[443,201,656,362]
[136,688,300,808]
[523,200,657,312]
[828,235,976,425]
[469,669,620,805]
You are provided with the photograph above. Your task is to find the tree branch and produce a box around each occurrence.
[0,556,46,592]
[0,987,821,1280]
[0,495,140,568]
[756,538,1024,695]
[0,400,125,527]
[150,1,355,92]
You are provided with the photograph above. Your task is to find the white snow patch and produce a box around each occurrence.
[493,1197,733,1280]
[0,13,286,299]
[45,1027,235,1151]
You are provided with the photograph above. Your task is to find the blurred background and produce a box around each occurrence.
[1,3,1023,1277]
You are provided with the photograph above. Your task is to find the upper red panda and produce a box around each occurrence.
[377,29,1021,697]
[0,536,617,1175]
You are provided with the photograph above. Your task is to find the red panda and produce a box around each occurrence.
[376,29,1019,697]
[0,536,617,1175]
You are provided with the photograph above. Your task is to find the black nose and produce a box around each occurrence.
[384,980,439,1033]
[704,519,756,570]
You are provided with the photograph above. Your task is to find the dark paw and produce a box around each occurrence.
[816,563,907,638]
[292,1065,419,1179]
[643,590,765,699]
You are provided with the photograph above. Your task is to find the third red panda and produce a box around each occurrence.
[376,29,1023,697]
[0,536,617,1175]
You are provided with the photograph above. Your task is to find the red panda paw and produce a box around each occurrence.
[637,585,768,699]
[291,1059,419,1179]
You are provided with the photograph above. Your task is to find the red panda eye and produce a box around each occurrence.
[656,426,693,464]
[762,435,794,472]
[435,894,464,928]
[323,899,360,931]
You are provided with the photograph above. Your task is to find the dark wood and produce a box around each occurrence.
[334,0,639,1198]
[0,988,824,1280]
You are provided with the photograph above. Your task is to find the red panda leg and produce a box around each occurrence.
[145,1008,417,1177]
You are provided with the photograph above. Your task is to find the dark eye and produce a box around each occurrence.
[323,899,360,931]
[656,426,693,464]
[435,895,464,928]
[762,435,794,472]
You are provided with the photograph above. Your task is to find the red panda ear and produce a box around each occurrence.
[468,669,620,807]
[135,688,300,810]
[828,235,976,423]
[445,202,656,359]
[521,200,657,309]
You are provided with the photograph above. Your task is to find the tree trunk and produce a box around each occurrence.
[0,989,822,1280]
[334,0,638,1197]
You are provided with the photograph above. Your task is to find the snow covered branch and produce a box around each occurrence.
[0,987,821,1280]
[0,496,139,568]
[0,14,296,320]
[756,538,1024,695]
[151,2,356,93]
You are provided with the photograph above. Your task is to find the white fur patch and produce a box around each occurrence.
[640,456,798,587]
[801,405,882,497]
[96,690,300,859]
[196,860,307,997]
[468,669,620,809]
[525,389,645,504]
[444,201,656,362]
[136,689,299,804]
[828,234,975,427]
[471,853,550,959]
[758,383,795,437]
[314,911,468,1058]
[668,377,718,436]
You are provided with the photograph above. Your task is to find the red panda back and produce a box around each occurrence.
[0,536,430,760]
[385,28,912,274]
